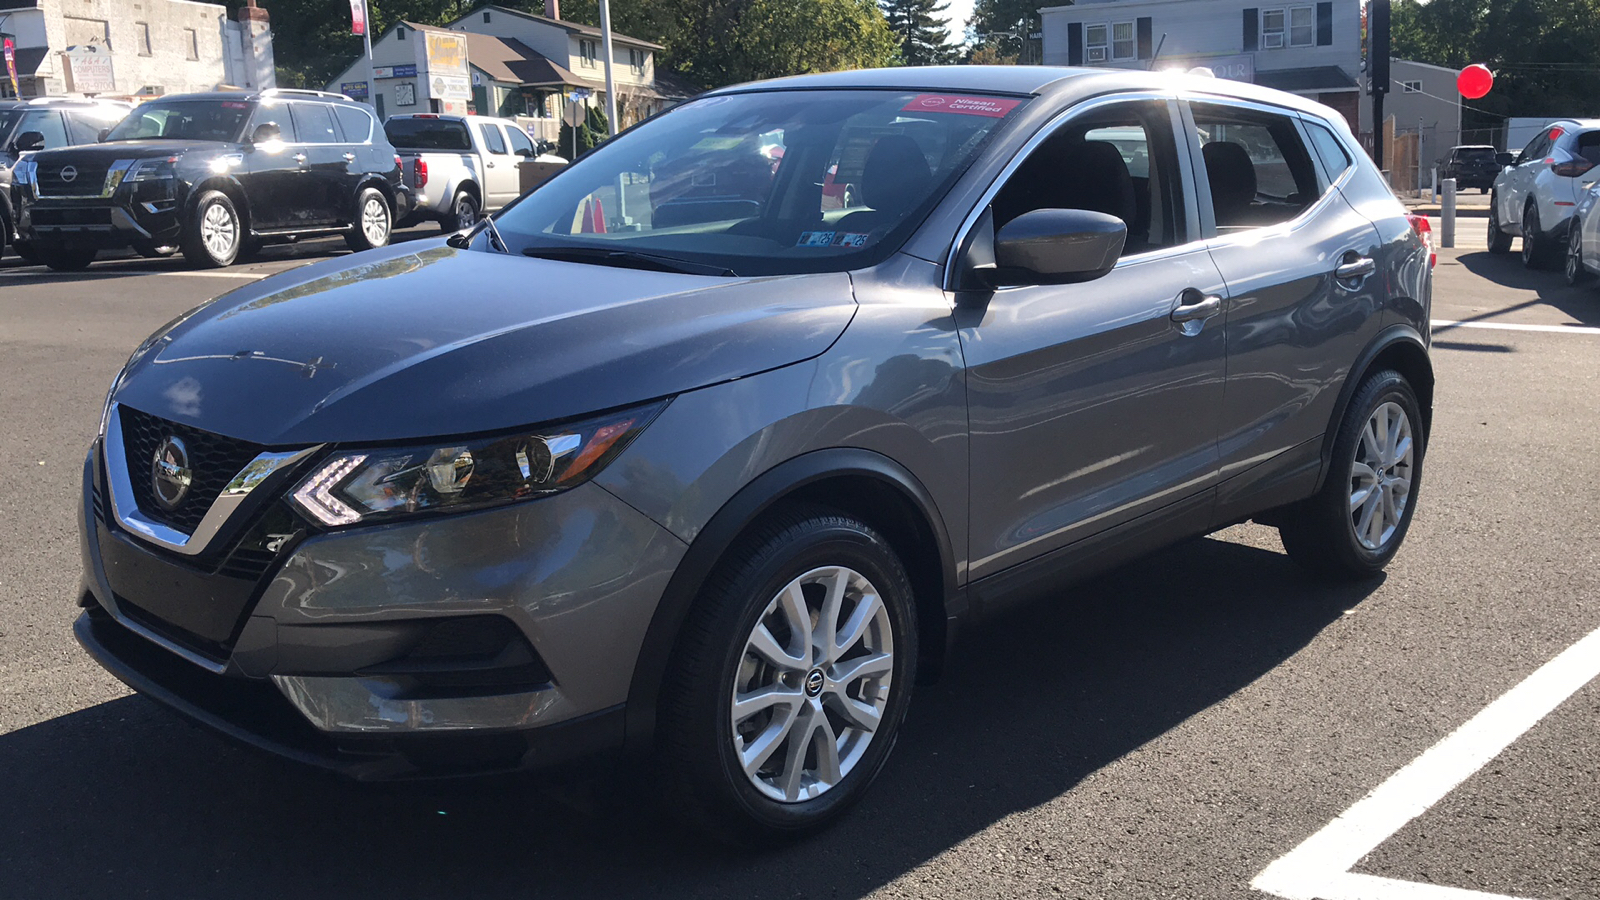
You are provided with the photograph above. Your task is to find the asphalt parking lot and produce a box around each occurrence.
[1,232,1595,899]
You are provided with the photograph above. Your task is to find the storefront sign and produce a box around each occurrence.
[372,64,417,79]
[419,32,468,76]
[3,37,18,97]
[430,73,471,101]
[341,81,369,99]
[64,46,115,94]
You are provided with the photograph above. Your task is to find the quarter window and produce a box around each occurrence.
[1190,103,1321,230]
[991,100,1187,255]
[1304,120,1353,182]
[334,105,374,143]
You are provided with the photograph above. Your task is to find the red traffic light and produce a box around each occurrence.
[1457,64,1493,99]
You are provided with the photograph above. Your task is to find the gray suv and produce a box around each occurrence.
[74,67,1433,843]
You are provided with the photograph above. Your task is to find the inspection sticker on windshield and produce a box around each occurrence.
[831,233,869,248]
[901,94,1023,117]
[797,231,837,247]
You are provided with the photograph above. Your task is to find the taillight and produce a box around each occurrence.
[1406,214,1436,268]
[1552,158,1594,178]
[394,154,402,171]
[414,158,428,188]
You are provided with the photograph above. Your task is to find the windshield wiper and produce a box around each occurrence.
[521,246,737,277]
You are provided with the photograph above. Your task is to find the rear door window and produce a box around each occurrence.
[1189,102,1321,231]
[477,123,508,155]
[291,103,340,144]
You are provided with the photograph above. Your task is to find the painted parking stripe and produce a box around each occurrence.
[1253,622,1600,900]
[1432,319,1600,335]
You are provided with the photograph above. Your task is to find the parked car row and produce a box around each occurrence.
[1487,118,1600,278]
[3,93,566,271]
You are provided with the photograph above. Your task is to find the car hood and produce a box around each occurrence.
[32,140,219,164]
[111,240,857,446]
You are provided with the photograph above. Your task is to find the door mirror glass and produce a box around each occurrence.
[990,208,1127,286]
[250,122,282,145]
[13,131,45,153]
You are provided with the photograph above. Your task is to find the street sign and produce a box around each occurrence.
[563,100,585,127]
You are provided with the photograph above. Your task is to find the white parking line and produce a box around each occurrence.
[1432,319,1600,336]
[1253,622,1600,900]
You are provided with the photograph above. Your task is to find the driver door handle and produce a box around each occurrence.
[1335,255,1377,281]
[1170,291,1223,323]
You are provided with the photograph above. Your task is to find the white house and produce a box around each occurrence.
[0,0,274,99]
[327,3,695,140]
[1039,0,1363,132]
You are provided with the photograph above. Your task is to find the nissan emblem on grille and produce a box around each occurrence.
[151,437,193,511]
[59,165,78,183]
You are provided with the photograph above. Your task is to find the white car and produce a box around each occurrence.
[1566,180,1600,286]
[1489,118,1600,268]
[385,113,550,230]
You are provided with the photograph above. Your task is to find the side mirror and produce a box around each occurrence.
[1496,152,1515,167]
[97,127,112,142]
[13,131,45,153]
[984,208,1127,287]
[249,122,281,145]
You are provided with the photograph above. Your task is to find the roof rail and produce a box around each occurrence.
[261,88,354,101]
[26,96,123,106]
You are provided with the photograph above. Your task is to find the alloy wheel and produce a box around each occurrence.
[455,195,479,231]
[362,196,389,245]
[201,201,237,260]
[1349,401,1414,551]
[730,565,894,804]
[1567,222,1586,285]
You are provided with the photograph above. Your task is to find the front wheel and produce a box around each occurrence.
[181,191,243,268]
[657,506,918,845]
[1278,370,1424,580]
[1487,194,1512,254]
[1567,220,1592,286]
[344,188,392,253]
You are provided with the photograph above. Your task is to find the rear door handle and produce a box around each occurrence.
[1335,255,1376,281]
[1170,291,1223,323]
[342,152,356,162]
[292,152,307,164]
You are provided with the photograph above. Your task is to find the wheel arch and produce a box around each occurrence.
[353,174,396,210]
[1314,324,1434,493]
[186,176,251,233]
[623,447,961,753]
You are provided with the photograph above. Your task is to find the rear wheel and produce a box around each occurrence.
[657,506,917,845]
[35,246,98,272]
[181,191,242,268]
[1487,194,1513,254]
[1567,220,1592,286]
[344,188,392,252]
[442,191,479,232]
[1278,370,1424,580]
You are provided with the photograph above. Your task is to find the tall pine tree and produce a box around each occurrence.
[881,0,958,66]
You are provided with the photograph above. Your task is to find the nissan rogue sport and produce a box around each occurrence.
[73,67,1433,844]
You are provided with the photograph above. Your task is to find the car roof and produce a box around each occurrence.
[152,89,361,107]
[0,97,130,110]
[706,65,1343,120]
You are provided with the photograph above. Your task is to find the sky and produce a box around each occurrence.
[941,0,977,47]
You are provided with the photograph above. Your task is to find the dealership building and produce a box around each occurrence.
[0,0,275,100]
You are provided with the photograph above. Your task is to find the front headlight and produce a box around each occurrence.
[12,158,36,184]
[127,156,178,182]
[290,401,667,527]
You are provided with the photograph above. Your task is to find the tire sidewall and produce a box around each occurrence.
[185,191,240,268]
[1327,372,1424,572]
[1567,222,1588,285]
[352,187,391,250]
[453,192,480,231]
[678,518,918,839]
[1522,204,1540,267]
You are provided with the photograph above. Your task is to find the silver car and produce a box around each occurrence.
[74,66,1433,843]
[1567,180,1600,286]
[1489,118,1600,267]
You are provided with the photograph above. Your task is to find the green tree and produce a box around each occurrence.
[964,0,1037,61]
[881,0,957,66]
[557,102,609,159]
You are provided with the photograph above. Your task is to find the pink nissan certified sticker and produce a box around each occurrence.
[901,94,1023,118]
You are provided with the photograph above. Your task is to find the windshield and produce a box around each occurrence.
[493,89,1027,276]
[106,99,254,143]
[385,117,472,151]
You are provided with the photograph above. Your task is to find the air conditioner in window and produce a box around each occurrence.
[1263,33,1284,48]
[1088,47,1108,62]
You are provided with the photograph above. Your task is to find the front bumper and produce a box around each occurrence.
[78,436,687,778]
[18,191,182,249]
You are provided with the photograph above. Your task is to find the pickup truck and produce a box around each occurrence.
[385,113,546,230]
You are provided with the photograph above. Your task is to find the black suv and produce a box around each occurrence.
[13,89,410,269]
[1,97,130,261]
[1440,144,1501,193]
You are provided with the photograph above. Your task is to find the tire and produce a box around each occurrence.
[133,240,177,259]
[35,246,98,272]
[1278,370,1424,581]
[1521,203,1558,269]
[657,505,918,846]
[344,187,392,253]
[181,190,243,268]
[1566,219,1592,286]
[1480,187,1489,195]
[1487,193,1513,254]
[441,190,479,232]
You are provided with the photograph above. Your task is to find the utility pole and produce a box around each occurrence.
[1369,0,1390,172]
[599,0,618,136]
